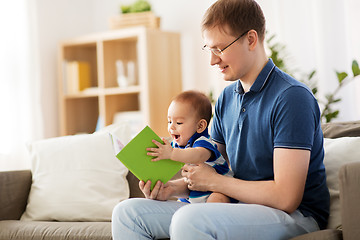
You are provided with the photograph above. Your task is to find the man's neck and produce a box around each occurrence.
[240,51,268,93]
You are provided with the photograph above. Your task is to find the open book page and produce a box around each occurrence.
[109,133,125,155]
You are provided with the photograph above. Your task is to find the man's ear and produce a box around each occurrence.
[247,30,258,51]
[197,119,208,133]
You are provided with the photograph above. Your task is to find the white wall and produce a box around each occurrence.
[34,0,95,138]
[34,0,360,138]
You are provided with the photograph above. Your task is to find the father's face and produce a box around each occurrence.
[202,25,252,82]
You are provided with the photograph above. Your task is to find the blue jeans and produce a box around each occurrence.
[112,198,319,240]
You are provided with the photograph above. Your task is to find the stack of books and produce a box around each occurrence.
[63,61,91,94]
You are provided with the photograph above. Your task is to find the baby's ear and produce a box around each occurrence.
[197,119,208,133]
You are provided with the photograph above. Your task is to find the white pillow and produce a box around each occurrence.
[323,137,360,229]
[21,125,130,222]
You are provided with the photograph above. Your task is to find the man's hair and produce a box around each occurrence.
[201,0,266,42]
[172,90,212,124]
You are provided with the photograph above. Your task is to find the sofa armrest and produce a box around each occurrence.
[126,171,145,198]
[290,229,342,240]
[339,161,360,240]
[0,170,32,220]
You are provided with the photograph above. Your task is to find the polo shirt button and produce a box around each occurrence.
[242,108,246,112]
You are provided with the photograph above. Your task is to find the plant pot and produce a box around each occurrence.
[109,11,160,29]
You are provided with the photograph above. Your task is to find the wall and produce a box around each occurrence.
[34,0,95,138]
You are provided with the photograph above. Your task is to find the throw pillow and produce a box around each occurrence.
[323,137,360,229]
[21,125,130,221]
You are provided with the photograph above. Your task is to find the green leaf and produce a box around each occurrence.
[332,98,341,103]
[352,60,360,77]
[121,5,131,13]
[267,35,275,43]
[336,71,348,84]
[130,0,151,13]
[325,94,334,102]
[312,87,318,95]
[325,110,339,123]
[308,70,316,80]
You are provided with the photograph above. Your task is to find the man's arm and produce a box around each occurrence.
[184,147,309,213]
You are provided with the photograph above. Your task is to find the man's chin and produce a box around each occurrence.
[223,76,237,82]
[221,73,237,82]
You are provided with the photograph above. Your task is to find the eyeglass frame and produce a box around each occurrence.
[202,29,250,56]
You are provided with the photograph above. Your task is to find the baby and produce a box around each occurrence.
[147,90,233,203]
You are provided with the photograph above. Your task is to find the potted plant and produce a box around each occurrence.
[109,0,160,29]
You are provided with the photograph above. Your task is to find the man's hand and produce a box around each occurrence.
[146,138,173,161]
[182,163,218,192]
[139,180,173,201]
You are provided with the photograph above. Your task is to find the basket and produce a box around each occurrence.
[109,11,160,29]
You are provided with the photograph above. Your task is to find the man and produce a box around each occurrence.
[112,0,329,239]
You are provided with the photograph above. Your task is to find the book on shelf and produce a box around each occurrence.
[63,61,91,94]
[109,125,184,190]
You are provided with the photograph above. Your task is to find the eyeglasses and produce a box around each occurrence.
[202,30,250,56]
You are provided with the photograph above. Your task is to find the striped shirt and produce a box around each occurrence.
[172,128,232,203]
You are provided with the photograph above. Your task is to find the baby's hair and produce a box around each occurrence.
[172,90,212,124]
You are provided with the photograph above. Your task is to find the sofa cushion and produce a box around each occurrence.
[290,229,343,240]
[0,220,111,240]
[322,120,360,138]
[21,125,130,222]
[323,137,360,229]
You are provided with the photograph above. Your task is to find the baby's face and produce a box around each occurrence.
[167,101,199,146]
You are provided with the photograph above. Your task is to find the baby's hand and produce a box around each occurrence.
[146,138,173,161]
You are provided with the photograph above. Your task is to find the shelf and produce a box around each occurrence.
[58,27,182,136]
[103,38,138,89]
[62,43,98,89]
[64,97,99,134]
[64,87,100,98]
[104,93,140,126]
[103,86,141,95]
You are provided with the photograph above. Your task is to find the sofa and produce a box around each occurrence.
[0,170,143,240]
[292,120,360,240]
[0,121,360,240]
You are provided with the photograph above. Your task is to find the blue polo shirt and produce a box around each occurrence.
[211,59,330,229]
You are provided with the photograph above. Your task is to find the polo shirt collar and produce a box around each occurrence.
[173,128,209,149]
[236,58,275,94]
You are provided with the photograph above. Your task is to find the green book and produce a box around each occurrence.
[110,125,184,190]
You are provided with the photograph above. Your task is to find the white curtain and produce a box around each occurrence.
[0,0,43,170]
[258,0,360,121]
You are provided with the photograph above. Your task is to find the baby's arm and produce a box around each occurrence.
[147,138,211,164]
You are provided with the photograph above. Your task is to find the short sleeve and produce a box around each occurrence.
[192,137,221,161]
[211,92,225,145]
[272,86,321,150]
